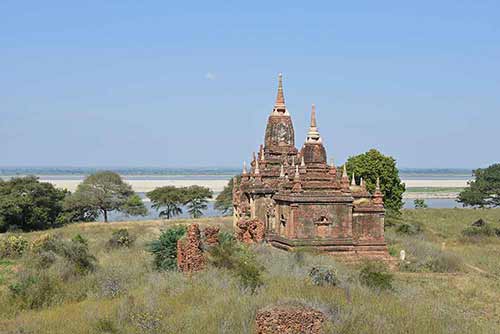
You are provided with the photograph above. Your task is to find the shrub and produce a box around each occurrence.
[9,271,60,309]
[106,229,135,250]
[72,234,88,246]
[218,230,236,245]
[396,222,422,235]
[28,234,96,275]
[147,225,186,271]
[462,225,495,238]
[208,240,264,293]
[0,235,28,258]
[94,318,118,333]
[359,262,393,291]
[308,266,339,287]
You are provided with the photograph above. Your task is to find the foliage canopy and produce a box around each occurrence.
[346,149,406,213]
[458,163,500,208]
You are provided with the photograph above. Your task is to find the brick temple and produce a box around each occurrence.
[232,74,390,260]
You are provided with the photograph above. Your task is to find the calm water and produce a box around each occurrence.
[1,167,470,221]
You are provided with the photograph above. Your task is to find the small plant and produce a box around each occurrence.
[218,230,236,245]
[94,318,118,333]
[106,229,135,250]
[9,271,60,309]
[208,240,264,293]
[72,234,88,246]
[396,222,422,235]
[462,225,495,239]
[359,261,393,291]
[308,266,339,287]
[0,235,28,258]
[147,225,186,271]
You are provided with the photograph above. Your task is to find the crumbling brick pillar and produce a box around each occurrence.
[177,224,206,273]
[236,218,265,243]
[203,226,220,247]
[255,304,326,334]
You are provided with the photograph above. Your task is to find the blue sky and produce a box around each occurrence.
[1,1,499,168]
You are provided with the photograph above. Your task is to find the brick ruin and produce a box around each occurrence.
[255,304,326,334]
[236,218,265,243]
[177,224,207,273]
[233,74,390,260]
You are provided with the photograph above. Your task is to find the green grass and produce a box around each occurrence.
[0,210,499,333]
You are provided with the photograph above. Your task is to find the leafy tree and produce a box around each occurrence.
[414,199,428,209]
[64,171,147,222]
[346,149,406,213]
[458,164,500,208]
[185,185,213,218]
[0,176,67,232]
[214,176,240,215]
[147,186,186,219]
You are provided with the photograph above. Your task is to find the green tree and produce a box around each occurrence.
[215,176,240,215]
[0,176,67,232]
[346,149,406,213]
[458,164,500,208]
[64,171,147,222]
[147,186,186,219]
[414,199,428,209]
[185,185,213,218]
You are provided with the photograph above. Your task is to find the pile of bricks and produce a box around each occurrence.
[255,305,326,334]
[236,219,265,243]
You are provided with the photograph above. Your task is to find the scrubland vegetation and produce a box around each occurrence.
[0,209,499,333]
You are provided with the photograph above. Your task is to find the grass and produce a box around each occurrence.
[0,210,499,333]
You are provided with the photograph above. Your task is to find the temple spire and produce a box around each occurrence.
[242,161,247,175]
[351,172,356,186]
[272,73,288,114]
[306,104,321,143]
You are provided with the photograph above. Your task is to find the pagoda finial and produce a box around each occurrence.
[255,159,260,175]
[360,177,367,190]
[294,165,300,178]
[242,161,247,175]
[351,172,356,186]
[306,104,321,143]
[280,164,285,177]
[342,164,348,178]
[301,155,305,167]
[376,177,381,191]
[272,73,287,114]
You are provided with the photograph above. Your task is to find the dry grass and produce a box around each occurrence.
[0,210,499,333]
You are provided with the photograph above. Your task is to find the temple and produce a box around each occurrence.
[232,74,390,260]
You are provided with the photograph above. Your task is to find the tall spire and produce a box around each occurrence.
[351,172,356,186]
[272,73,288,114]
[242,161,247,175]
[306,104,322,143]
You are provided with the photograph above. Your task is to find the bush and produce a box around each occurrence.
[208,240,264,293]
[147,225,186,271]
[28,234,96,275]
[396,222,422,235]
[462,225,495,238]
[308,266,339,287]
[359,262,393,291]
[9,271,61,310]
[218,230,236,245]
[106,229,135,250]
[0,235,28,258]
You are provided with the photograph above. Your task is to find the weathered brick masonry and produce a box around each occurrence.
[233,74,390,260]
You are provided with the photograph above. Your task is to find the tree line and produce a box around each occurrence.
[0,171,212,232]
